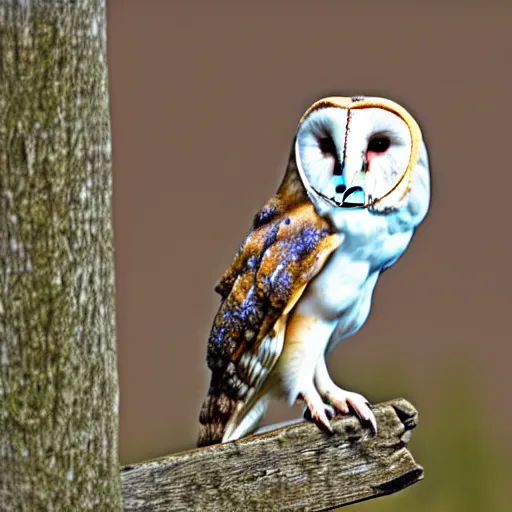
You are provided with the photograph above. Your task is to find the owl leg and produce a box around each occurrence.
[277,312,339,433]
[314,357,377,433]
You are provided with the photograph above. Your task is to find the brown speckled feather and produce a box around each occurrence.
[198,153,341,447]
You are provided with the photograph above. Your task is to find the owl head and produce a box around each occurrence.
[293,96,430,224]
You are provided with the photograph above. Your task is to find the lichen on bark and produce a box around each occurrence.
[0,2,121,510]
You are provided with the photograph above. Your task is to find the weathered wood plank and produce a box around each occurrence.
[121,398,423,511]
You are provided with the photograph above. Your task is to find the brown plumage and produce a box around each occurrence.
[197,151,340,447]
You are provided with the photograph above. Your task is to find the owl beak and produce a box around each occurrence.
[314,185,367,209]
[329,169,367,208]
[338,186,365,208]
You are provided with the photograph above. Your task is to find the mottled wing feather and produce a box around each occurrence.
[214,153,311,299]
[221,233,340,443]
[207,203,337,372]
[198,189,340,446]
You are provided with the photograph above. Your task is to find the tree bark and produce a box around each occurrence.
[0,2,121,510]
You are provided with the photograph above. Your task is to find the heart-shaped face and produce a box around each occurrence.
[294,96,423,213]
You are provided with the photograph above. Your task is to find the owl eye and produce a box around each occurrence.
[318,136,337,156]
[367,136,390,154]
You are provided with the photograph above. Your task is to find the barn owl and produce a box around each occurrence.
[198,96,430,447]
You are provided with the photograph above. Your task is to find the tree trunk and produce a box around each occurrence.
[0,2,122,510]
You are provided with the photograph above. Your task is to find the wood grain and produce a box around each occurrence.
[122,398,423,511]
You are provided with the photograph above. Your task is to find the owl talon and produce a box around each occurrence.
[303,406,334,434]
[325,404,336,420]
[299,391,334,434]
[327,391,377,434]
[314,359,378,434]
[303,403,335,422]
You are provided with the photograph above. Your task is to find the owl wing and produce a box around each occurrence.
[198,196,341,447]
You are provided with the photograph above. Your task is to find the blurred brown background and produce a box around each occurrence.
[107,2,511,510]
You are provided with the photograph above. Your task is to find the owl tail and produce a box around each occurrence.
[197,368,244,447]
[197,373,270,447]
[197,388,238,447]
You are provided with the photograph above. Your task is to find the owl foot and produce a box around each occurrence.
[322,387,377,434]
[298,389,335,434]
[314,359,377,434]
